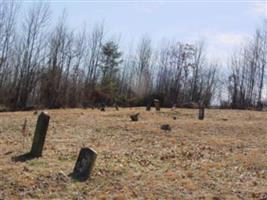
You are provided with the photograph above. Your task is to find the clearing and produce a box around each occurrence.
[0,108,266,199]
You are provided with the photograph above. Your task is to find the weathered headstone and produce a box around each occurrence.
[87,104,94,109]
[198,107,205,120]
[256,101,263,111]
[154,99,160,111]
[30,112,50,157]
[70,147,97,181]
[114,103,119,111]
[171,104,176,111]
[99,102,106,111]
[161,124,171,131]
[146,104,151,111]
[130,113,139,121]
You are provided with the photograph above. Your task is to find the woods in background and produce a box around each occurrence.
[226,21,267,110]
[0,2,266,111]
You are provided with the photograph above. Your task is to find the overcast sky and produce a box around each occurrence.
[22,0,267,62]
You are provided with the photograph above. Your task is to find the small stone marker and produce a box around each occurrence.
[99,102,106,111]
[146,104,151,111]
[71,147,97,181]
[161,124,171,131]
[87,105,94,109]
[30,112,50,157]
[171,104,176,110]
[115,103,119,111]
[130,113,139,121]
[154,99,160,111]
[198,107,205,120]
[256,101,263,111]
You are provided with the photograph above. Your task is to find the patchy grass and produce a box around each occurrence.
[0,108,267,199]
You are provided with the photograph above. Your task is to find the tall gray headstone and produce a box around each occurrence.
[30,112,50,157]
[198,107,205,120]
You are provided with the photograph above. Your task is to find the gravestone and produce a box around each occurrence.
[256,101,263,111]
[88,105,94,109]
[172,104,176,110]
[100,102,106,111]
[198,107,205,120]
[161,124,171,131]
[154,99,160,111]
[71,147,97,181]
[114,103,119,111]
[30,112,50,157]
[146,104,151,111]
[130,113,139,121]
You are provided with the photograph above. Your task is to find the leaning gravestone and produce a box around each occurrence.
[12,112,50,162]
[30,112,50,157]
[198,107,205,120]
[154,99,160,111]
[70,147,97,181]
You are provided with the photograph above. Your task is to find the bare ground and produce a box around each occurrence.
[0,108,266,199]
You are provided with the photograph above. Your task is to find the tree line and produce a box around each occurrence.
[226,21,267,109]
[0,2,266,111]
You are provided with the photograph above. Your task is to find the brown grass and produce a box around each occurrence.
[0,108,267,199]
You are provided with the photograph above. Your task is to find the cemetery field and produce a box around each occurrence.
[0,108,267,200]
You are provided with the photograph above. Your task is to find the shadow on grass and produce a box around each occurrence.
[11,152,38,162]
[68,172,88,182]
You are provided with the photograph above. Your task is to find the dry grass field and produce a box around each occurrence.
[0,108,267,199]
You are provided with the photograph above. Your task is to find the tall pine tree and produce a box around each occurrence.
[99,41,122,99]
